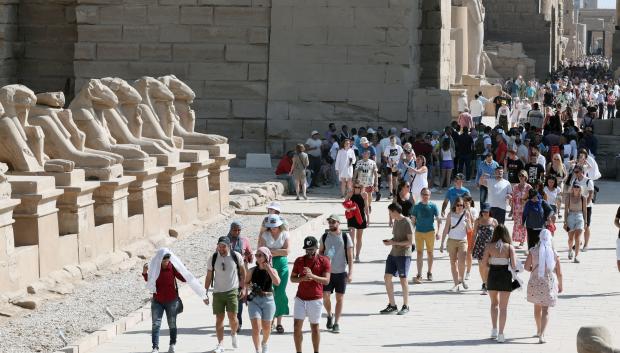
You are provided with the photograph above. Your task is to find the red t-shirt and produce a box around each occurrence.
[275,155,293,175]
[496,141,507,164]
[292,255,331,300]
[142,263,185,303]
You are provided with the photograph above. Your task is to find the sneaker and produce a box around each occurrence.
[481,283,488,295]
[568,250,574,260]
[380,304,398,314]
[397,305,410,315]
[152,349,159,353]
[582,246,588,252]
[213,345,224,353]
[261,343,269,353]
[354,256,360,263]
[427,272,433,281]
[491,328,498,339]
[303,195,308,200]
[465,272,471,280]
[497,334,505,343]
[574,256,580,263]
[232,334,238,348]
[168,345,175,353]
[296,196,300,200]
[332,323,340,333]
[326,314,333,329]
[539,335,546,344]
[450,284,460,292]
[462,280,469,290]
[413,275,422,284]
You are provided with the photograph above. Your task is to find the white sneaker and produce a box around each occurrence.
[539,335,546,343]
[213,344,224,353]
[450,284,460,292]
[574,256,580,263]
[168,344,175,353]
[462,280,469,290]
[568,250,574,260]
[491,329,498,339]
[497,334,505,343]
[262,343,269,353]
[582,246,588,252]
[152,349,159,353]
[465,272,471,280]
[232,334,238,348]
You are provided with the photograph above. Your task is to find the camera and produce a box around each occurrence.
[247,283,262,302]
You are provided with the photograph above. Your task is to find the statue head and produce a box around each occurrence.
[81,79,119,108]
[36,92,65,108]
[158,75,196,103]
[101,77,142,105]
[133,76,174,102]
[0,84,37,117]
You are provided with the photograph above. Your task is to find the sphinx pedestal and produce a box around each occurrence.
[0,196,23,293]
[8,175,76,278]
[185,158,215,220]
[157,164,190,229]
[209,154,235,213]
[93,176,135,251]
[125,167,164,239]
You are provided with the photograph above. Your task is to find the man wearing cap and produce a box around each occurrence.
[226,221,254,332]
[319,215,353,334]
[204,237,247,353]
[305,130,323,188]
[291,236,331,353]
[476,152,499,204]
[441,173,471,217]
[383,135,404,197]
[479,166,512,224]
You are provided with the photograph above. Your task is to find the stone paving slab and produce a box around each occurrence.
[91,180,620,353]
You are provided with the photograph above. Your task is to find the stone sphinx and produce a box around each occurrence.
[0,84,80,173]
[0,162,9,200]
[577,326,619,353]
[0,95,44,172]
[68,79,156,172]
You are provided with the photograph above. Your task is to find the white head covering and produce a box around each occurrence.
[146,247,207,300]
[537,229,556,278]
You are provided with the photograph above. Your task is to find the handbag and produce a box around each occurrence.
[508,247,521,290]
[174,279,184,314]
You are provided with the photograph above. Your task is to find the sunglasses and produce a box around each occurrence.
[455,204,464,207]
[328,220,338,224]
[421,193,430,196]
[256,253,265,258]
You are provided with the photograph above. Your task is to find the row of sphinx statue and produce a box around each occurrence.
[0,75,227,182]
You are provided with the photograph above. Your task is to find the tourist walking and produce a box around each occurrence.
[463,194,478,281]
[567,165,594,251]
[345,183,368,262]
[524,229,563,344]
[226,221,254,332]
[564,183,587,263]
[512,170,532,247]
[204,237,247,353]
[411,187,441,283]
[383,135,403,197]
[305,131,323,188]
[257,215,290,333]
[440,196,474,292]
[522,189,554,249]
[410,155,429,202]
[546,153,567,187]
[440,173,470,217]
[477,152,500,204]
[481,225,519,343]
[290,144,309,200]
[439,138,455,189]
[353,148,378,222]
[472,203,498,294]
[480,166,512,224]
[246,247,280,353]
[543,176,562,215]
[144,248,206,353]
[393,180,414,224]
[319,214,353,334]
[335,139,356,198]
[291,236,331,353]
[380,203,414,315]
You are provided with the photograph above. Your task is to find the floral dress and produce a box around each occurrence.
[472,223,494,260]
[512,183,532,243]
[527,247,559,307]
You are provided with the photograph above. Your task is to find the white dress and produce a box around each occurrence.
[335,148,356,179]
[410,169,428,201]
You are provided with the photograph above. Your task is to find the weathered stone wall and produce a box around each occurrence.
[73,0,270,154]
[0,0,19,86]
[17,0,77,96]
[484,0,558,78]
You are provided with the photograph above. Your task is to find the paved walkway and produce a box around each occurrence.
[92,180,620,353]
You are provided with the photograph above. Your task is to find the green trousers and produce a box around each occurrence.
[272,256,289,317]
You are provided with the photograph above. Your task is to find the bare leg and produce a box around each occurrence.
[293,319,304,352]
[311,323,320,352]
[540,306,549,336]
[261,320,271,345]
[466,248,473,276]
[574,230,582,258]
[498,292,511,334]
[215,313,226,344]
[323,292,332,318]
[584,225,590,248]
[534,304,542,336]
[384,274,395,305]
[340,178,346,197]
[399,277,409,306]
[479,260,489,284]
[489,291,499,330]
[334,293,344,323]
[227,311,239,336]
[295,179,301,198]
[355,229,364,259]
[427,250,434,274]
[416,250,424,277]
[251,318,261,351]
[567,232,575,253]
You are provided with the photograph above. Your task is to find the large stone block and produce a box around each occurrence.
[232,99,266,118]
[140,44,172,61]
[214,7,269,26]
[189,63,248,80]
[97,43,140,60]
[193,98,231,118]
[148,5,180,24]
[328,27,386,46]
[160,24,192,42]
[348,83,409,102]
[267,101,288,120]
[225,44,268,62]
[289,101,335,120]
[292,7,354,27]
[248,63,267,81]
[74,42,96,60]
[291,46,347,64]
[173,43,224,61]
[248,27,269,44]
[323,64,385,83]
[327,0,389,7]
[379,102,407,121]
[206,119,244,138]
[127,61,188,77]
[347,46,410,64]
[123,25,160,42]
[180,6,214,24]
[204,81,267,99]
[191,26,248,43]
[267,118,313,139]
[75,6,99,24]
[100,5,147,24]
[354,7,411,27]
[266,80,298,100]
[243,120,266,139]
[199,0,252,5]
[78,24,122,42]
[297,82,348,101]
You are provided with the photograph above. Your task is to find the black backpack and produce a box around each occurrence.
[211,251,241,285]
[321,231,349,264]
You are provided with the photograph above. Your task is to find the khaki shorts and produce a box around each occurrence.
[415,231,435,252]
[447,238,467,257]
[213,289,239,315]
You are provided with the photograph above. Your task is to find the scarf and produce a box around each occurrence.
[343,200,363,225]
[537,229,556,278]
[146,248,207,300]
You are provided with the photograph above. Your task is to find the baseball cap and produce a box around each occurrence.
[389,127,398,135]
[455,173,465,180]
[327,214,343,223]
[303,236,319,249]
[431,130,440,136]
[360,137,369,144]
[311,130,319,136]
[367,128,375,134]
[217,236,230,245]
[401,128,411,133]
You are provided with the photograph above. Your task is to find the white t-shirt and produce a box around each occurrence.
[487,178,512,210]
[448,212,468,240]
[543,186,561,205]
[536,154,547,171]
[207,251,244,293]
[355,159,378,187]
[305,138,322,157]
[383,144,403,166]
[469,99,483,116]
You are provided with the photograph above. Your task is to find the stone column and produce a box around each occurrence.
[184,159,214,220]
[93,176,135,251]
[125,167,165,239]
[612,0,620,74]
[208,154,235,214]
[157,163,190,228]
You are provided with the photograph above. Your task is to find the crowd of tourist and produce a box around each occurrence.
[140,56,620,353]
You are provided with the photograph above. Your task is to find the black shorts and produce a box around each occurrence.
[586,206,592,227]
[323,272,347,294]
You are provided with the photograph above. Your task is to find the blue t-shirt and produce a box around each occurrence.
[412,202,439,232]
[358,145,376,159]
[445,186,471,206]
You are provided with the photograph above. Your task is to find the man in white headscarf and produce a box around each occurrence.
[144,248,206,353]
[524,229,563,344]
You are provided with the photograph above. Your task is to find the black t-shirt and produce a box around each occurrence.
[543,92,554,106]
[525,163,545,187]
[616,206,620,239]
[456,133,473,156]
[506,158,524,184]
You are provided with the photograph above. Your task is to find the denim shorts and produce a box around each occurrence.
[247,294,276,321]
[566,212,584,231]
[385,255,411,278]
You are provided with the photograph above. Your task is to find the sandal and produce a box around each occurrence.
[276,324,284,334]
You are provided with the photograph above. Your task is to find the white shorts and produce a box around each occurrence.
[616,238,620,261]
[293,297,323,324]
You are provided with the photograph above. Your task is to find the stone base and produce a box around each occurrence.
[152,151,180,166]
[14,245,39,290]
[83,164,124,181]
[125,167,164,239]
[157,163,190,227]
[121,157,158,172]
[184,158,215,220]
[93,176,135,251]
[209,154,235,213]
[0,198,22,293]
[179,149,210,163]
[184,143,229,158]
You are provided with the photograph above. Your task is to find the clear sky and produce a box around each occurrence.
[599,0,615,8]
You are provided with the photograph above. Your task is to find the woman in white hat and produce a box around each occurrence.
[257,214,290,333]
[334,139,356,198]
